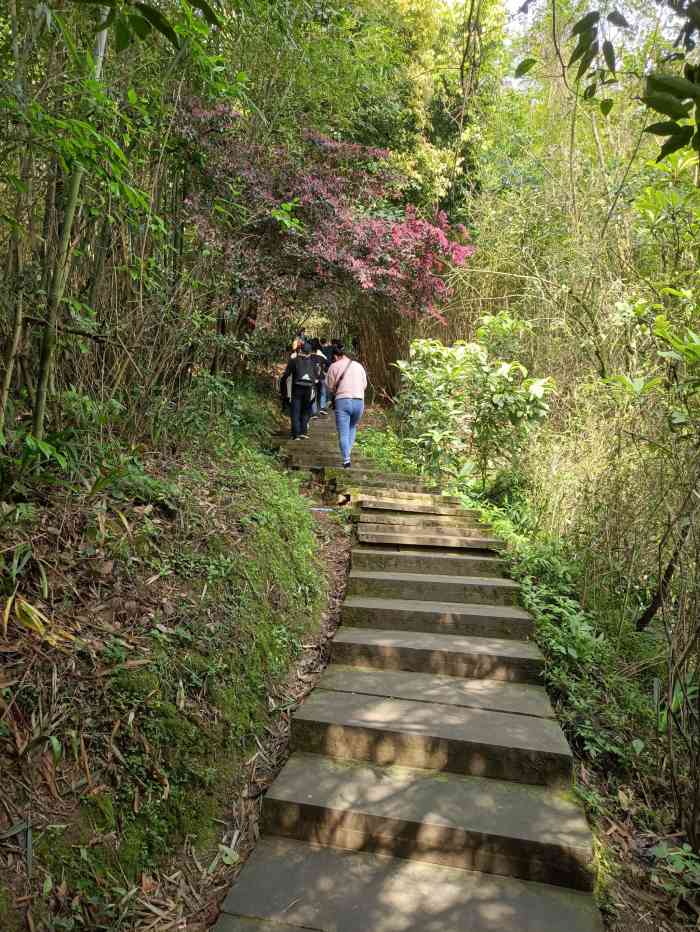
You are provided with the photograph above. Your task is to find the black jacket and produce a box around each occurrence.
[280,353,323,402]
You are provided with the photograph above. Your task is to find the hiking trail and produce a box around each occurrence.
[214,416,603,931]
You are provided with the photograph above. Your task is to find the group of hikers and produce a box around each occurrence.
[280,336,367,468]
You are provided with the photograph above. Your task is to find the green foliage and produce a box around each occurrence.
[483,504,659,773]
[651,843,700,899]
[354,424,421,476]
[394,331,552,481]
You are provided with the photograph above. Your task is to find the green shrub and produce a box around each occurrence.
[394,333,553,482]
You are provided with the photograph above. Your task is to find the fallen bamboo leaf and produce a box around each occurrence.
[2,589,17,638]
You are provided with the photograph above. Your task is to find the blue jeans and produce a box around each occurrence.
[318,382,328,410]
[335,397,364,463]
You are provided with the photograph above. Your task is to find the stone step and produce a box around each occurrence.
[320,665,554,718]
[358,510,485,530]
[338,477,439,493]
[341,596,532,640]
[280,439,342,452]
[218,837,603,932]
[357,490,462,504]
[274,421,338,437]
[292,689,572,786]
[360,496,476,517]
[263,753,595,890]
[348,570,519,606]
[351,546,506,577]
[332,627,544,684]
[287,452,374,468]
[358,526,503,551]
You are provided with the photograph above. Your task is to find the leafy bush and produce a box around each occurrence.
[394,333,553,481]
[354,425,422,475]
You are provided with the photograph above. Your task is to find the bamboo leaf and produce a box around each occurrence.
[602,40,616,74]
[576,42,599,81]
[569,30,596,68]
[129,13,153,39]
[515,57,538,78]
[642,93,693,120]
[135,3,180,48]
[188,0,221,28]
[115,15,132,52]
[607,10,630,28]
[571,10,600,36]
[600,98,614,116]
[647,73,700,100]
[644,120,685,136]
[48,736,62,766]
[2,590,16,638]
[656,125,693,161]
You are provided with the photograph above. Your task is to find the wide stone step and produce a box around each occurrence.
[338,477,439,493]
[341,596,532,640]
[359,510,485,530]
[348,570,519,606]
[287,452,374,468]
[263,753,595,890]
[360,496,476,517]
[332,627,544,684]
[280,440,342,452]
[292,689,572,786]
[328,467,421,480]
[351,545,506,577]
[217,837,603,932]
[358,526,503,551]
[320,665,554,718]
[358,490,462,504]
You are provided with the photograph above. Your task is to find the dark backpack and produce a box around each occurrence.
[292,355,319,391]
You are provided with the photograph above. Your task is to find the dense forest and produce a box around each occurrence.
[1,0,699,928]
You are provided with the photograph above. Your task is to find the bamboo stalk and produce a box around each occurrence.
[32,17,109,440]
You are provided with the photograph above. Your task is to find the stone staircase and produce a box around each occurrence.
[214,416,603,931]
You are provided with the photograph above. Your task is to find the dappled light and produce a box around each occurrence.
[2,0,698,927]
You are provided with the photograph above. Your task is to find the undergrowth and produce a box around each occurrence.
[0,375,328,930]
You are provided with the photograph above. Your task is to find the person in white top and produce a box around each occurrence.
[325,343,368,467]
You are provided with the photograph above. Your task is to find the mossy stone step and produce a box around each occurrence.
[347,569,519,606]
[217,837,604,932]
[351,546,506,577]
[263,753,595,889]
[341,595,532,640]
[292,688,572,786]
[332,627,544,684]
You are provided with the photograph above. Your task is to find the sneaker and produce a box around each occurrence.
[301,434,310,439]
[343,461,352,469]
[293,436,303,441]
[319,410,328,416]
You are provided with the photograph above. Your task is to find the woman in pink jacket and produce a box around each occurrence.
[325,344,368,468]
